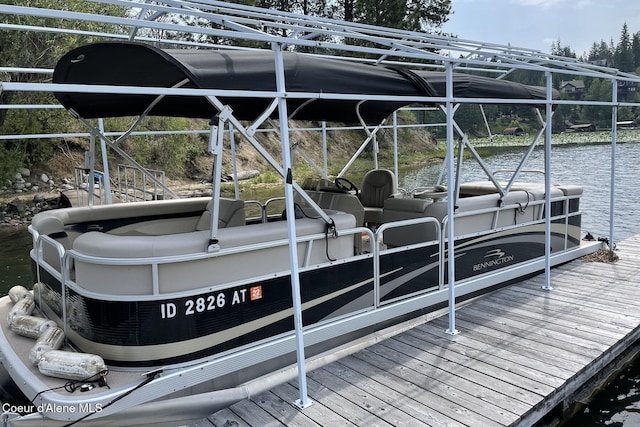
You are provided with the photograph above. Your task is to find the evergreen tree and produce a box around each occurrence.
[587,40,613,65]
[631,31,640,71]
[352,0,452,32]
[614,23,633,71]
[551,39,576,59]
[584,78,613,128]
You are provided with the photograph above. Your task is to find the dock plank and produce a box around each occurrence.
[359,343,530,419]
[337,351,503,426]
[457,299,614,352]
[323,358,468,427]
[207,408,250,427]
[268,382,358,427]
[453,304,607,359]
[392,327,556,396]
[309,367,431,427]
[407,325,569,388]
[208,237,640,426]
[468,296,627,343]
[227,398,288,427]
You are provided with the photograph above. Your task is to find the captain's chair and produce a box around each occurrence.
[358,169,396,227]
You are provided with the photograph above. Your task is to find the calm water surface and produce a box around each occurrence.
[402,141,640,242]
[0,141,639,424]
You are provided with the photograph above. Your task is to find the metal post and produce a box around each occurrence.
[321,121,328,179]
[273,44,312,409]
[98,118,113,204]
[373,133,379,169]
[392,111,399,188]
[207,118,225,252]
[87,130,96,207]
[609,79,618,254]
[445,62,458,336]
[229,123,240,199]
[542,71,553,291]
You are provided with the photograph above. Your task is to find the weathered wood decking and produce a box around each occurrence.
[203,236,640,427]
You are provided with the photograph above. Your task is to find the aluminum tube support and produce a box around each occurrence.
[337,122,384,178]
[393,111,399,189]
[445,62,458,336]
[272,43,312,409]
[610,79,618,254]
[229,124,240,199]
[322,121,328,178]
[98,119,113,204]
[206,119,226,250]
[88,130,96,207]
[543,71,553,291]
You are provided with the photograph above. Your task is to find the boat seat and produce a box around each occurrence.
[295,190,365,227]
[72,213,357,294]
[195,198,246,230]
[358,169,397,227]
[382,190,550,247]
[382,198,440,246]
[30,198,212,267]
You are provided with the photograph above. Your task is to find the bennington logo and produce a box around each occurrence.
[473,248,515,271]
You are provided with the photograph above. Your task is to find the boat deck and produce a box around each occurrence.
[202,235,640,427]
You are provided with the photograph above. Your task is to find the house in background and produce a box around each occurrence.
[560,80,585,99]
[560,75,639,102]
[618,74,639,102]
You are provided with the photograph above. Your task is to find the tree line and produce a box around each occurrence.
[0,0,451,182]
[1,1,638,182]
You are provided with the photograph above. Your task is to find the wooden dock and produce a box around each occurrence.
[202,236,640,427]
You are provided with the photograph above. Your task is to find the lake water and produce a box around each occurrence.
[401,141,639,242]
[0,140,639,424]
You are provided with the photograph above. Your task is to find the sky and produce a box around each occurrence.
[441,0,640,57]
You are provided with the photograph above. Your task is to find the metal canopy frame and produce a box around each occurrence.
[2,0,640,411]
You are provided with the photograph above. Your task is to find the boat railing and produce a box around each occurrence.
[31,231,67,286]
[116,164,169,202]
[58,224,371,298]
[72,167,108,206]
[263,197,287,222]
[238,198,287,224]
[241,199,266,223]
[445,192,581,237]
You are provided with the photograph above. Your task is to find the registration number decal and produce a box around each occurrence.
[160,286,260,319]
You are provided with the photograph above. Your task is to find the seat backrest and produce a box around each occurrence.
[195,198,245,230]
[359,169,396,208]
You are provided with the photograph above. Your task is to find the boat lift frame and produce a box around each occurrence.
[2,0,640,415]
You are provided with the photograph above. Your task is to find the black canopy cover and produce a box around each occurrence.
[53,42,557,124]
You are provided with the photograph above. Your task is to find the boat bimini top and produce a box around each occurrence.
[52,41,558,125]
[50,40,564,253]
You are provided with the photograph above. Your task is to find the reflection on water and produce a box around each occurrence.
[566,355,640,427]
[0,227,32,294]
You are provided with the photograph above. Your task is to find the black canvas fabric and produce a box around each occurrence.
[53,41,556,124]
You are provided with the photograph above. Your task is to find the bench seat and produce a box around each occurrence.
[381,188,565,247]
[71,213,356,295]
